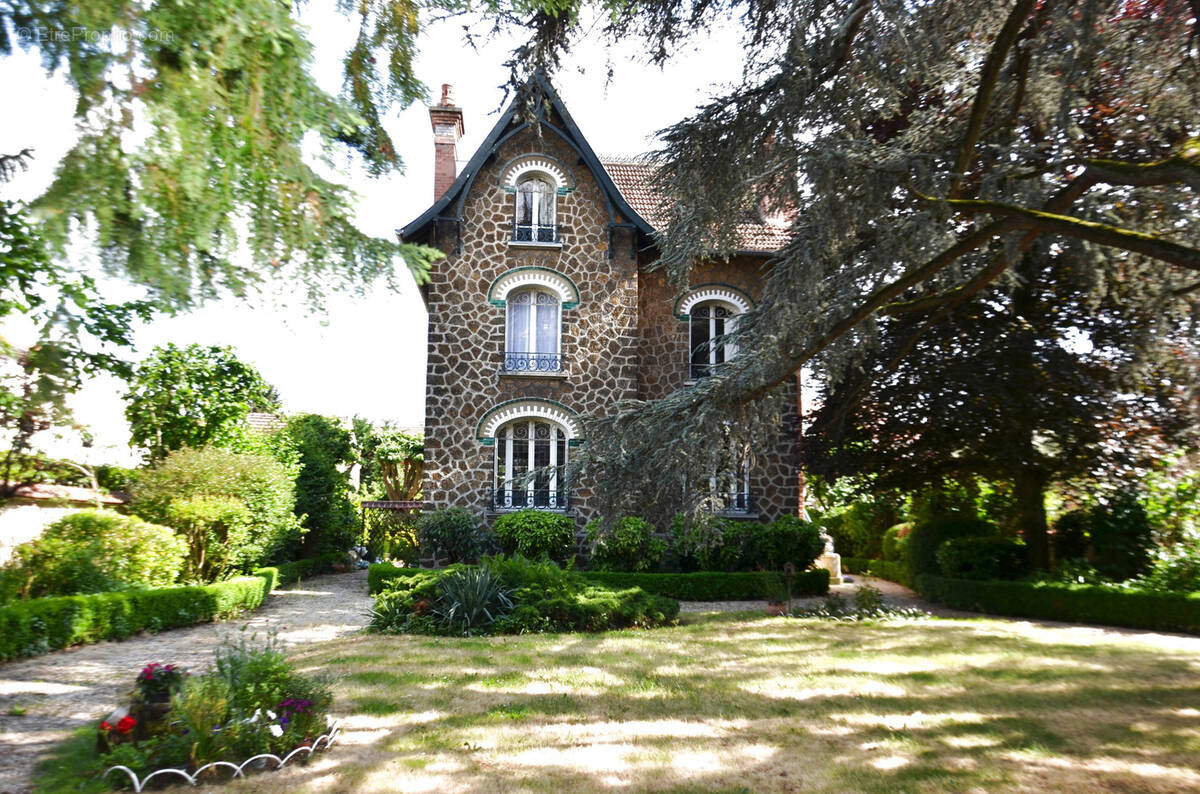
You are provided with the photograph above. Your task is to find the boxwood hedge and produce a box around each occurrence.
[580,569,830,600]
[0,570,277,662]
[918,575,1200,634]
[841,558,912,588]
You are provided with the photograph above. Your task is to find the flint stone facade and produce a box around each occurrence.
[401,77,800,530]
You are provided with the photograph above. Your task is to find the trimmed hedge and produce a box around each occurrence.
[0,571,276,662]
[917,575,1200,634]
[842,558,912,588]
[579,569,829,600]
[369,564,425,594]
[273,552,345,587]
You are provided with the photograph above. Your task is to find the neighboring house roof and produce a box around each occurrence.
[4,482,126,505]
[399,73,656,245]
[601,156,794,254]
[246,412,285,433]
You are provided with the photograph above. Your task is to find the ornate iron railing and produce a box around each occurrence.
[504,352,563,373]
[513,224,560,243]
[704,492,752,514]
[490,488,570,511]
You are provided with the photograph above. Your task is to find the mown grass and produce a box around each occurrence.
[36,612,1200,793]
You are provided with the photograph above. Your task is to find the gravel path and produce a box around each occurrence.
[0,569,373,794]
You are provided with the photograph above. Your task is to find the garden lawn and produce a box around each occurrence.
[39,612,1200,793]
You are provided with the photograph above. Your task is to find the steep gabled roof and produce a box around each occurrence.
[398,74,656,243]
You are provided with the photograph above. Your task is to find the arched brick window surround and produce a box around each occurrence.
[498,155,575,195]
[488,266,580,309]
[673,284,754,319]
[476,399,584,446]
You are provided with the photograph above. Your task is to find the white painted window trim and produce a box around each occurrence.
[489,268,579,307]
[504,288,562,372]
[494,418,568,510]
[478,400,583,442]
[501,158,570,192]
[677,286,752,316]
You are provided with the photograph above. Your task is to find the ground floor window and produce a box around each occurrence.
[494,418,568,509]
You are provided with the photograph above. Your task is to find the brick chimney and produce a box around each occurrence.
[429,84,464,201]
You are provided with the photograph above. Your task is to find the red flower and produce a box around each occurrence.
[99,721,113,731]
[116,715,137,734]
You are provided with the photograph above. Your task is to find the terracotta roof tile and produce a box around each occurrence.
[601,158,793,253]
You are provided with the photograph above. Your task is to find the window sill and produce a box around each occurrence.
[486,507,572,515]
[499,370,568,379]
[507,240,563,250]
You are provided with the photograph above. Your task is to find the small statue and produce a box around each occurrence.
[820,529,835,555]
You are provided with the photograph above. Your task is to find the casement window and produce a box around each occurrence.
[505,288,561,372]
[514,176,557,242]
[689,301,738,379]
[493,419,569,509]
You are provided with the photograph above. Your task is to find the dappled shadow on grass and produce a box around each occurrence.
[52,616,1200,794]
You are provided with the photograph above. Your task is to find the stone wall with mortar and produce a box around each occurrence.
[637,259,800,524]
[420,127,640,529]
[419,126,799,530]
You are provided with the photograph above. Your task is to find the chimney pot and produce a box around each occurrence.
[429,82,465,201]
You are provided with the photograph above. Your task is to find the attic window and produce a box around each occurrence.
[514,176,557,243]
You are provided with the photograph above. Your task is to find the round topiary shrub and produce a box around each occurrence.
[0,510,187,599]
[882,523,912,562]
[493,509,576,563]
[585,516,666,572]
[417,507,494,564]
[936,536,1028,580]
[757,516,825,571]
[907,514,999,580]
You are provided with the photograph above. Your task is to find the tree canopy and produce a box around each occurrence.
[2,0,443,308]
[123,342,279,461]
[493,0,1200,517]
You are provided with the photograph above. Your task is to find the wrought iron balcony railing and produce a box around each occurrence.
[512,224,560,243]
[703,492,752,514]
[490,488,571,511]
[504,352,563,373]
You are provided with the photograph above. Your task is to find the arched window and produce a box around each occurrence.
[689,301,739,379]
[494,418,569,509]
[514,176,556,242]
[505,288,561,371]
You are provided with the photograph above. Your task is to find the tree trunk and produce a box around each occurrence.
[1015,465,1049,570]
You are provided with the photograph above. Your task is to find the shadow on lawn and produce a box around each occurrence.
[37,616,1200,793]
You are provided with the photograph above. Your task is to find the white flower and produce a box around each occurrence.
[266,710,276,720]
[270,725,283,738]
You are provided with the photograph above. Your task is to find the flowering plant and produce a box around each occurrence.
[99,714,137,736]
[135,662,187,700]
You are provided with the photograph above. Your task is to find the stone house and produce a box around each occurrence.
[400,76,800,529]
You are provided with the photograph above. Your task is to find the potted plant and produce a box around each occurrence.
[130,663,186,734]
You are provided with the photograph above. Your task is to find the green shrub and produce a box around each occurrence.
[417,507,493,563]
[670,513,726,572]
[882,523,912,562]
[580,569,830,600]
[907,514,999,580]
[840,558,912,588]
[132,446,303,575]
[285,414,359,556]
[755,516,825,571]
[369,556,678,635]
[272,552,344,587]
[585,516,666,572]
[165,496,253,582]
[493,510,576,563]
[1052,509,1090,561]
[0,511,187,600]
[918,575,1200,634]
[818,497,898,559]
[1131,548,1200,593]
[0,571,275,661]
[361,508,420,564]
[368,563,424,594]
[1087,493,1155,582]
[936,536,1028,580]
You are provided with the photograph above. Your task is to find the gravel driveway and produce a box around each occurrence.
[0,569,373,794]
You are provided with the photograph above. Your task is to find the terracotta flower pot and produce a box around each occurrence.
[766,601,788,616]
